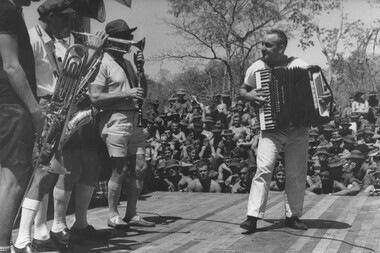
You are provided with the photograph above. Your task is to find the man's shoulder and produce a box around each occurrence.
[288,58,309,68]
[246,59,267,72]
[0,2,17,16]
[0,2,20,33]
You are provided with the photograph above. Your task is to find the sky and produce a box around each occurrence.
[23,0,380,81]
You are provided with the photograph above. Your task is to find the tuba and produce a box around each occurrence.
[36,44,89,174]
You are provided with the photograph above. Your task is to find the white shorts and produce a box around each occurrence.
[98,111,145,157]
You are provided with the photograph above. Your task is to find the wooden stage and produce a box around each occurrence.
[12,192,380,253]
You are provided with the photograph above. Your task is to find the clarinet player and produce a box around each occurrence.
[89,19,155,228]
[239,29,310,233]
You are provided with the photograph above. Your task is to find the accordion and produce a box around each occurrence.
[255,66,333,130]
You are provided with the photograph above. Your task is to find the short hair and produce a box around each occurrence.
[197,159,210,169]
[266,29,288,48]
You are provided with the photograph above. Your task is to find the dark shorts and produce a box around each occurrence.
[0,104,35,168]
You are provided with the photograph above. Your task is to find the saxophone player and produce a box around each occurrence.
[0,1,43,252]
[14,0,108,252]
[89,19,155,228]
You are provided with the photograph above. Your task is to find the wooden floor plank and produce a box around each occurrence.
[285,195,338,253]
[308,196,366,252]
[11,192,380,253]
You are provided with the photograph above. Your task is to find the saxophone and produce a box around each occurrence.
[36,44,89,174]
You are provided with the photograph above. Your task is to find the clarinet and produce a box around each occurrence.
[133,38,146,127]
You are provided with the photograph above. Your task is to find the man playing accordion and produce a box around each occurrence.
[239,29,310,233]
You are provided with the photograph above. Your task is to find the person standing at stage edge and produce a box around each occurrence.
[89,19,155,228]
[0,0,44,252]
[239,29,309,233]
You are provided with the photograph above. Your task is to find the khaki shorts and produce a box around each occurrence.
[98,111,145,157]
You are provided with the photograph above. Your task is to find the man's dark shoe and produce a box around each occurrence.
[13,243,38,253]
[70,225,111,243]
[50,228,71,245]
[32,238,58,252]
[285,217,308,230]
[239,216,257,233]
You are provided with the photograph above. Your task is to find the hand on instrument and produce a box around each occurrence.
[134,50,144,68]
[249,88,268,106]
[126,87,144,100]
[87,31,108,51]
[31,107,46,138]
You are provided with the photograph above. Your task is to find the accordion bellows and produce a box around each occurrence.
[255,66,333,130]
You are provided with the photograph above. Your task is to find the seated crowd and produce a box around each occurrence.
[102,89,380,196]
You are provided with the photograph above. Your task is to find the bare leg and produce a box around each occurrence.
[0,166,29,247]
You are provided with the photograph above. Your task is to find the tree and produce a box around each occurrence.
[298,0,380,88]
[156,0,340,97]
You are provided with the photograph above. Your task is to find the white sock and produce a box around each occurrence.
[51,187,72,233]
[14,198,40,249]
[73,184,94,229]
[33,194,50,240]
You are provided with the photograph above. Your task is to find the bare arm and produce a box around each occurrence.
[210,180,222,193]
[0,34,44,136]
[89,84,143,107]
[331,181,350,196]
[347,181,361,196]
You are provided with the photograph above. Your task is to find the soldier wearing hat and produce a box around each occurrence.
[328,132,344,156]
[161,159,183,192]
[164,95,177,117]
[89,19,155,229]
[173,88,191,118]
[339,118,353,137]
[0,0,44,252]
[216,129,237,159]
[345,149,365,180]
[363,151,380,194]
[342,135,356,152]
[306,167,349,195]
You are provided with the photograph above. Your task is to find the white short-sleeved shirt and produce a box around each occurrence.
[91,52,137,111]
[244,58,309,89]
[29,25,67,97]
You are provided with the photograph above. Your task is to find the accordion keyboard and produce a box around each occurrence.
[256,70,276,130]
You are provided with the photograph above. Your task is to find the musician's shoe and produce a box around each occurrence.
[70,225,111,242]
[285,217,308,230]
[123,215,156,227]
[31,238,58,252]
[50,228,71,245]
[240,216,257,233]
[13,243,38,253]
[107,216,130,229]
